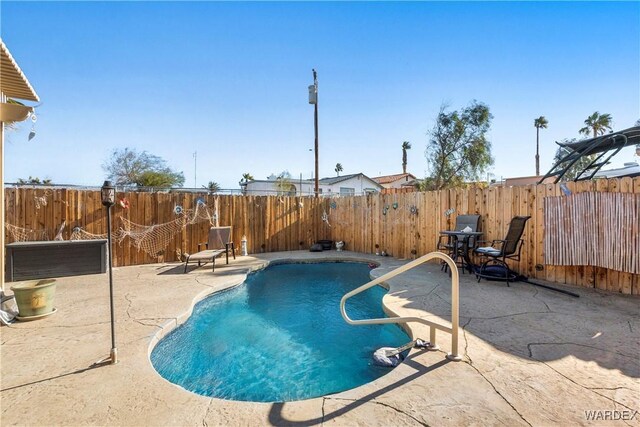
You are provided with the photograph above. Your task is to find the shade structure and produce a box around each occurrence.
[539,126,640,183]
[1,39,40,293]
[1,39,40,103]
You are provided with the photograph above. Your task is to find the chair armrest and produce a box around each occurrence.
[491,239,506,249]
[475,239,504,248]
[473,239,505,254]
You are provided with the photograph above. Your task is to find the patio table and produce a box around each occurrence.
[439,230,483,273]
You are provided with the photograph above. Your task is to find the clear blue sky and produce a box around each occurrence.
[2,1,639,188]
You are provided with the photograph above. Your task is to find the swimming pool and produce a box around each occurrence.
[150,262,410,402]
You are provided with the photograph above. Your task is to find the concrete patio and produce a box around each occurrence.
[1,251,638,426]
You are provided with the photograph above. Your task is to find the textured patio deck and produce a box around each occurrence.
[1,251,638,426]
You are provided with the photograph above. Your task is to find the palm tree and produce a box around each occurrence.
[335,163,343,176]
[241,172,254,183]
[203,181,220,193]
[401,141,411,174]
[534,116,548,176]
[579,112,613,138]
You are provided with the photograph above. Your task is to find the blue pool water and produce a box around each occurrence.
[150,262,410,402]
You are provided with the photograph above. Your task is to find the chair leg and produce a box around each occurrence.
[212,257,216,272]
[184,256,190,273]
[505,263,510,287]
[476,259,489,283]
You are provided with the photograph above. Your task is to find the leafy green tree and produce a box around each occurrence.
[203,181,221,193]
[334,163,343,176]
[534,116,548,176]
[16,176,52,185]
[136,171,184,188]
[103,148,185,187]
[401,141,411,174]
[424,101,494,190]
[579,112,613,138]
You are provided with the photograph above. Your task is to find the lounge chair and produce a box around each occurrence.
[183,226,236,273]
[474,216,531,285]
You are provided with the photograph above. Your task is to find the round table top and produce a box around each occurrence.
[439,230,483,236]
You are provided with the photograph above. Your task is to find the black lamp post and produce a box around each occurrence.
[308,69,319,198]
[101,180,117,364]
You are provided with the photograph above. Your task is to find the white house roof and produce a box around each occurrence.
[319,173,383,188]
[372,173,416,184]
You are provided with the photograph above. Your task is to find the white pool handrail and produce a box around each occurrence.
[340,251,461,361]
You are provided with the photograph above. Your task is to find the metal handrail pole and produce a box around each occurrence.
[340,251,461,361]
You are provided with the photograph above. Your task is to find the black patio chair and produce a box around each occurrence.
[473,216,531,286]
[437,214,481,272]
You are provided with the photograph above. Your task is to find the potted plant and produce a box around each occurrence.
[10,279,57,319]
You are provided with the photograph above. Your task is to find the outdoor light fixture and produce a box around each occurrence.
[100,180,118,365]
[101,181,115,207]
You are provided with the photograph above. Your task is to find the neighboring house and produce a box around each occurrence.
[372,173,417,189]
[241,173,383,196]
[241,177,315,196]
[592,162,640,179]
[487,175,557,187]
[318,173,383,196]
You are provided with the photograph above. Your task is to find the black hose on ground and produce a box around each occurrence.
[516,275,580,298]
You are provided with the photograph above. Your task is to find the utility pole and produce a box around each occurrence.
[309,69,319,198]
[193,151,197,188]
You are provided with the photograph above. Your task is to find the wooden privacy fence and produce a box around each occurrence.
[4,177,640,294]
[327,177,640,295]
[4,189,331,268]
